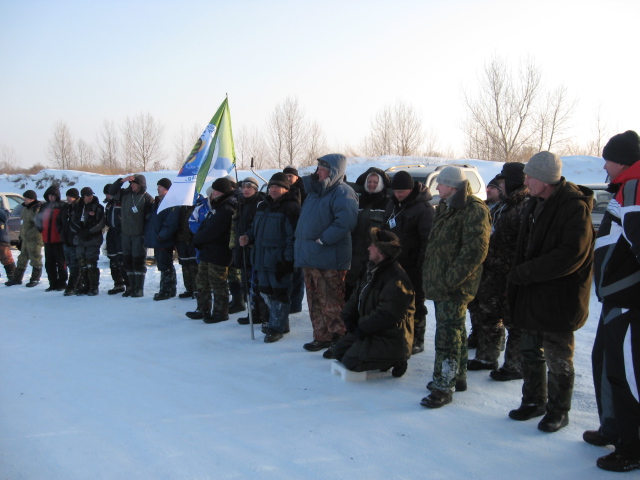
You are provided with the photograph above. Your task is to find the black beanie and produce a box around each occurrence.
[81,187,94,197]
[602,130,640,166]
[268,172,291,190]
[283,166,299,176]
[211,177,235,194]
[498,162,525,196]
[23,190,37,200]
[487,175,502,190]
[391,171,414,190]
[103,184,112,195]
[66,188,79,199]
[157,178,172,190]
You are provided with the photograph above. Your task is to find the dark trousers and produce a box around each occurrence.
[44,242,67,287]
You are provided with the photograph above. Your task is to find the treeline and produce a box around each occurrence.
[0,55,614,175]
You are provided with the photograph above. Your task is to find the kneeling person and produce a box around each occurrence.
[333,228,415,377]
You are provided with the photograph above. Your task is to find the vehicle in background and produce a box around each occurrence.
[583,183,612,233]
[385,164,487,205]
[0,192,26,245]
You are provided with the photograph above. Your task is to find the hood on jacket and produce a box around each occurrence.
[355,167,391,190]
[317,153,347,190]
[132,174,148,193]
[43,185,61,202]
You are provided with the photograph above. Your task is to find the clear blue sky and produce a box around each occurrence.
[1,0,638,167]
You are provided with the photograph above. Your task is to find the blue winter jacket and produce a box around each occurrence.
[144,195,180,249]
[294,154,358,270]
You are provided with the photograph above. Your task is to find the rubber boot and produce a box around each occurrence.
[154,269,170,301]
[412,314,426,354]
[87,266,100,296]
[131,273,145,297]
[4,262,16,281]
[122,272,135,297]
[509,363,547,421]
[108,261,126,295]
[26,266,42,287]
[5,266,24,286]
[187,291,211,319]
[64,267,79,296]
[228,280,246,314]
[75,267,90,296]
[205,291,229,323]
[538,373,574,432]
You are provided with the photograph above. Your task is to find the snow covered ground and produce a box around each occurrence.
[0,156,614,479]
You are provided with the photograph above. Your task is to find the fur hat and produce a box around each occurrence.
[497,162,526,196]
[23,190,37,200]
[436,166,466,189]
[80,187,94,197]
[157,178,172,190]
[524,151,562,185]
[66,188,79,199]
[283,166,299,177]
[241,177,259,191]
[391,171,414,190]
[602,130,640,166]
[268,172,290,190]
[211,177,235,194]
[369,227,402,261]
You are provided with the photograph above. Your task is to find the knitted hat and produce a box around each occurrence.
[224,175,237,187]
[80,187,94,197]
[524,151,562,185]
[436,166,466,189]
[366,172,385,194]
[487,175,502,191]
[66,188,80,199]
[369,227,402,261]
[283,166,299,176]
[241,177,259,191]
[211,177,235,194]
[497,162,526,196]
[391,171,414,190]
[157,178,172,190]
[23,190,37,200]
[268,172,290,190]
[602,130,640,166]
[103,184,112,195]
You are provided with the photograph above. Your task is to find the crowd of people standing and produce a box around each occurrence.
[1,134,639,472]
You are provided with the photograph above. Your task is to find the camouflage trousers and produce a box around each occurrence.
[0,242,15,267]
[195,262,229,314]
[432,300,468,393]
[16,240,43,270]
[303,268,347,342]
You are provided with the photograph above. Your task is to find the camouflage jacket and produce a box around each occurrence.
[423,182,490,304]
[20,200,43,245]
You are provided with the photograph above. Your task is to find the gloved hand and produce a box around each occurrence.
[79,228,92,241]
[275,260,294,281]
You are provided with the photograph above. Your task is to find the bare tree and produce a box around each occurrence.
[235,125,270,170]
[48,121,77,169]
[172,122,201,170]
[393,102,424,156]
[121,112,165,172]
[462,56,542,162]
[96,119,120,173]
[364,106,395,156]
[535,84,577,154]
[75,139,96,171]
[303,120,327,167]
[267,97,308,168]
[0,144,19,174]
[587,104,610,156]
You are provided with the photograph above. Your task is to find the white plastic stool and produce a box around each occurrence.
[331,360,367,382]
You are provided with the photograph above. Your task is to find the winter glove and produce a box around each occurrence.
[79,228,92,241]
[275,261,294,281]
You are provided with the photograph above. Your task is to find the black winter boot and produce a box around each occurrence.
[122,273,135,297]
[75,265,90,295]
[228,281,246,314]
[64,267,80,296]
[5,266,24,286]
[509,363,547,421]
[204,292,229,323]
[412,314,426,354]
[154,269,173,301]
[131,273,145,297]
[186,291,211,320]
[87,266,100,296]
[3,262,16,279]
[26,266,42,287]
[538,373,573,432]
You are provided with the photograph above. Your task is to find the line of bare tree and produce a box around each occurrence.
[0,57,619,175]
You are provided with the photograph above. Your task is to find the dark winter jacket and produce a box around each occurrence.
[104,196,122,231]
[0,208,9,244]
[248,190,301,278]
[176,205,195,245]
[57,200,78,247]
[594,162,640,308]
[383,180,434,276]
[346,167,391,289]
[109,176,154,236]
[290,177,307,204]
[341,256,415,362]
[423,182,491,304]
[20,199,43,245]
[232,191,267,268]
[35,186,63,244]
[71,196,105,247]
[508,178,594,332]
[144,195,179,249]
[192,192,237,266]
[294,154,358,270]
